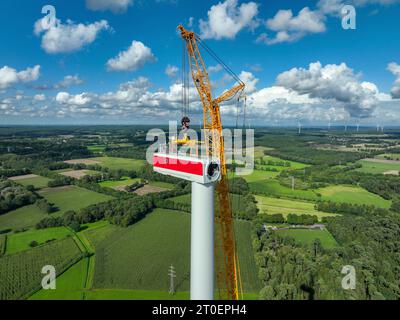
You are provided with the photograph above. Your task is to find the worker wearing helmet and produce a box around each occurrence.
[181,116,190,131]
[178,116,191,145]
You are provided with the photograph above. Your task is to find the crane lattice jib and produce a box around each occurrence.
[178,25,245,300]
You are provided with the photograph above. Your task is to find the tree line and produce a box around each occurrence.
[259,213,318,225]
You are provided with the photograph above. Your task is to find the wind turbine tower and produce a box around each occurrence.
[154,151,221,300]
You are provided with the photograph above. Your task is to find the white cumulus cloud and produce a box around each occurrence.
[260,7,326,44]
[387,62,400,99]
[276,61,382,117]
[106,41,156,72]
[0,65,40,89]
[199,0,259,40]
[55,75,84,89]
[239,71,258,93]
[165,65,179,77]
[34,18,110,54]
[259,0,400,45]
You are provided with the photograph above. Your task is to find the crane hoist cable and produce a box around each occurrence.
[182,39,189,118]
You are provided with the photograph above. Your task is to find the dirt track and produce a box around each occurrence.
[133,185,168,196]
[64,159,100,165]
[8,174,39,180]
[59,169,92,179]
[384,170,399,176]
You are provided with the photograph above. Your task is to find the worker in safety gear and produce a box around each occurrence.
[178,116,191,145]
[181,116,190,131]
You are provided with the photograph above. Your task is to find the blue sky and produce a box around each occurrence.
[0,0,399,125]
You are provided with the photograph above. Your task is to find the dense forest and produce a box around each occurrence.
[0,179,37,214]
[254,212,400,300]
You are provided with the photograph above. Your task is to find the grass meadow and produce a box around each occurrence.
[99,177,141,188]
[355,159,400,175]
[91,157,146,171]
[255,195,338,220]
[40,186,113,214]
[5,226,72,254]
[14,175,51,189]
[250,180,319,201]
[275,228,338,249]
[316,185,391,208]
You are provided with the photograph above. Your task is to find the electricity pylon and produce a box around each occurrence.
[168,264,176,295]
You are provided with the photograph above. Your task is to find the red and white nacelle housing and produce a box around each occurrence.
[153,153,221,184]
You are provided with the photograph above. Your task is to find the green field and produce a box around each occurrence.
[148,181,174,189]
[260,155,309,170]
[15,176,51,189]
[93,209,261,295]
[275,228,338,249]
[5,227,72,254]
[29,258,87,300]
[80,220,110,233]
[241,169,280,183]
[250,180,319,201]
[0,204,49,232]
[99,177,141,188]
[0,186,113,232]
[255,195,337,220]
[91,157,146,170]
[81,222,119,249]
[88,145,106,153]
[40,186,114,214]
[93,210,191,291]
[0,235,6,255]
[254,146,274,158]
[316,185,392,208]
[0,237,83,300]
[355,159,400,175]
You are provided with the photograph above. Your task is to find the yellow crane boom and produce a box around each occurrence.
[178,24,245,300]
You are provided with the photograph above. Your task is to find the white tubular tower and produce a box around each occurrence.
[153,151,220,300]
[190,182,215,300]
